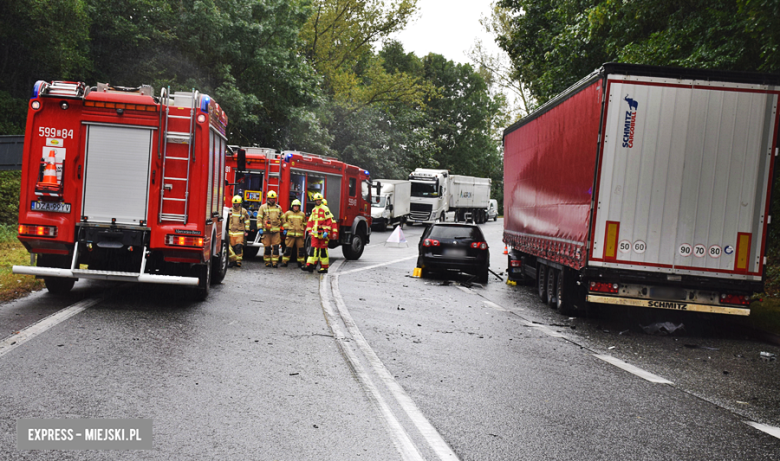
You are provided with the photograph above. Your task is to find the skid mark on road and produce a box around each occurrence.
[0,296,102,359]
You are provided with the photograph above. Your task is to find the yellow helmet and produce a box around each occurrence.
[232,195,242,204]
[267,190,277,199]
[322,199,328,206]
[313,192,323,201]
[291,199,301,207]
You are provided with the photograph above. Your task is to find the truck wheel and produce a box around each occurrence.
[379,220,388,232]
[193,260,211,301]
[211,240,228,285]
[537,265,547,303]
[44,277,75,295]
[546,267,558,307]
[343,231,365,260]
[556,269,576,315]
[440,212,446,222]
[244,246,259,259]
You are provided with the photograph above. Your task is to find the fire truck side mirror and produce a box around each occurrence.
[237,149,246,172]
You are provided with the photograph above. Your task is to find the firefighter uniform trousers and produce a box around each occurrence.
[282,209,307,265]
[228,207,250,266]
[306,204,333,271]
[258,201,284,266]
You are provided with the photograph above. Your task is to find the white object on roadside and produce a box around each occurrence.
[385,225,408,247]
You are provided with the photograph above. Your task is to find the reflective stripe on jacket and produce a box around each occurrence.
[306,205,333,237]
[229,207,250,233]
[258,202,283,232]
[283,210,307,237]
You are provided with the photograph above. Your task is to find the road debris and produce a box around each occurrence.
[640,322,685,336]
[760,351,777,361]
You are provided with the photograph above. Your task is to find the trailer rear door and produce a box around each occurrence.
[589,75,778,281]
[82,124,153,225]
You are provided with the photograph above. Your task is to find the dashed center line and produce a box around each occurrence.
[593,354,673,384]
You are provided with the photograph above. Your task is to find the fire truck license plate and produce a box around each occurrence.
[31,201,71,213]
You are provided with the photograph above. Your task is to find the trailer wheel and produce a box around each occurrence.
[193,260,211,301]
[546,266,558,307]
[556,269,576,315]
[537,265,547,303]
[211,240,228,285]
[44,277,75,295]
[343,231,365,260]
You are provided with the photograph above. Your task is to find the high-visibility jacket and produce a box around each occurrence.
[307,204,333,238]
[228,207,250,233]
[283,210,307,237]
[257,202,283,232]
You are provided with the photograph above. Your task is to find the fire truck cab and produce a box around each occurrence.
[13,80,230,300]
[224,148,372,260]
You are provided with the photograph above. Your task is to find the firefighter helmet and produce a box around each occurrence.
[267,190,277,199]
[232,195,242,204]
[322,199,328,206]
[291,199,301,207]
[313,192,323,201]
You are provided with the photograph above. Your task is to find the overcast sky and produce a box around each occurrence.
[388,0,503,64]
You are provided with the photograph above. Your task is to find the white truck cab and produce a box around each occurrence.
[408,168,449,223]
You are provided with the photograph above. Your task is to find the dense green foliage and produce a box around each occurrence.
[0,0,505,199]
[496,0,780,105]
[0,172,21,226]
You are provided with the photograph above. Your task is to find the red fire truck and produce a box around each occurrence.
[224,147,372,259]
[13,80,230,300]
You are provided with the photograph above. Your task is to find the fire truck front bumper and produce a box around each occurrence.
[12,266,199,286]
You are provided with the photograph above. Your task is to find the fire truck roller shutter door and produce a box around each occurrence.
[82,124,154,225]
[326,175,341,220]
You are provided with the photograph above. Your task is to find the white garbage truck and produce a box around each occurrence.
[371,179,411,231]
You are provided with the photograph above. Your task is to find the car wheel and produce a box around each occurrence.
[211,240,228,285]
[547,266,558,308]
[477,265,489,284]
[193,259,211,301]
[44,277,75,295]
[343,231,365,260]
[244,246,259,259]
[537,265,547,303]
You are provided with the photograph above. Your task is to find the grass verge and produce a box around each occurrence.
[0,229,43,303]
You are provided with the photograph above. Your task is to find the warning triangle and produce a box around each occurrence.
[385,225,408,247]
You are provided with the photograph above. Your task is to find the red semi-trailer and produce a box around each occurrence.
[503,63,780,316]
[224,148,372,259]
[13,81,230,299]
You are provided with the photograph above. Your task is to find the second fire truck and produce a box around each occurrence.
[224,147,372,260]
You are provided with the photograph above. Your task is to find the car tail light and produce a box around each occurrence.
[719,293,751,306]
[423,239,440,247]
[470,241,488,250]
[166,234,204,248]
[18,224,57,237]
[509,259,522,268]
[589,281,619,294]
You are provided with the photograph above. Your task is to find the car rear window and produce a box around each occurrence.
[428,225,482,240]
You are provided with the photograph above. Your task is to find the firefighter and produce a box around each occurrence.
[304,193,333,274]
[257,190,284,267]
[281,199,306,267]
[228,195,250,268]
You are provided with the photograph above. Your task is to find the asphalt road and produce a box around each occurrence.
[1,218,779,460]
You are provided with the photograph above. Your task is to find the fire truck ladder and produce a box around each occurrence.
[267,153,281,192]
[158,88,198,224]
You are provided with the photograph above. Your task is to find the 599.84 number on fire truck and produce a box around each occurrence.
[39,127,74,139]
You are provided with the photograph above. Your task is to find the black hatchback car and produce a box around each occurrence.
[417,223,490,283]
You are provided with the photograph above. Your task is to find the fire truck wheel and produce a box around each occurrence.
[244,246,259,259]
[44,277,75,295]
[211,240,228,285]
[194,260,211,301]
[342,231,365,260]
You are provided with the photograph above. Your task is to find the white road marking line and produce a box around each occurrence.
[337,255,417,276]
[320,263,424,461]
[456,286,474,294]
[745,421,780,440]
[519,320,567,339]
[594,354,673,384]
[331,274,460,460]
[482,300,507,312]
[0,297,102,359]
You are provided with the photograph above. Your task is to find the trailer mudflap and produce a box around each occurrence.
[586,295,750,316]
[12,265,199,286]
